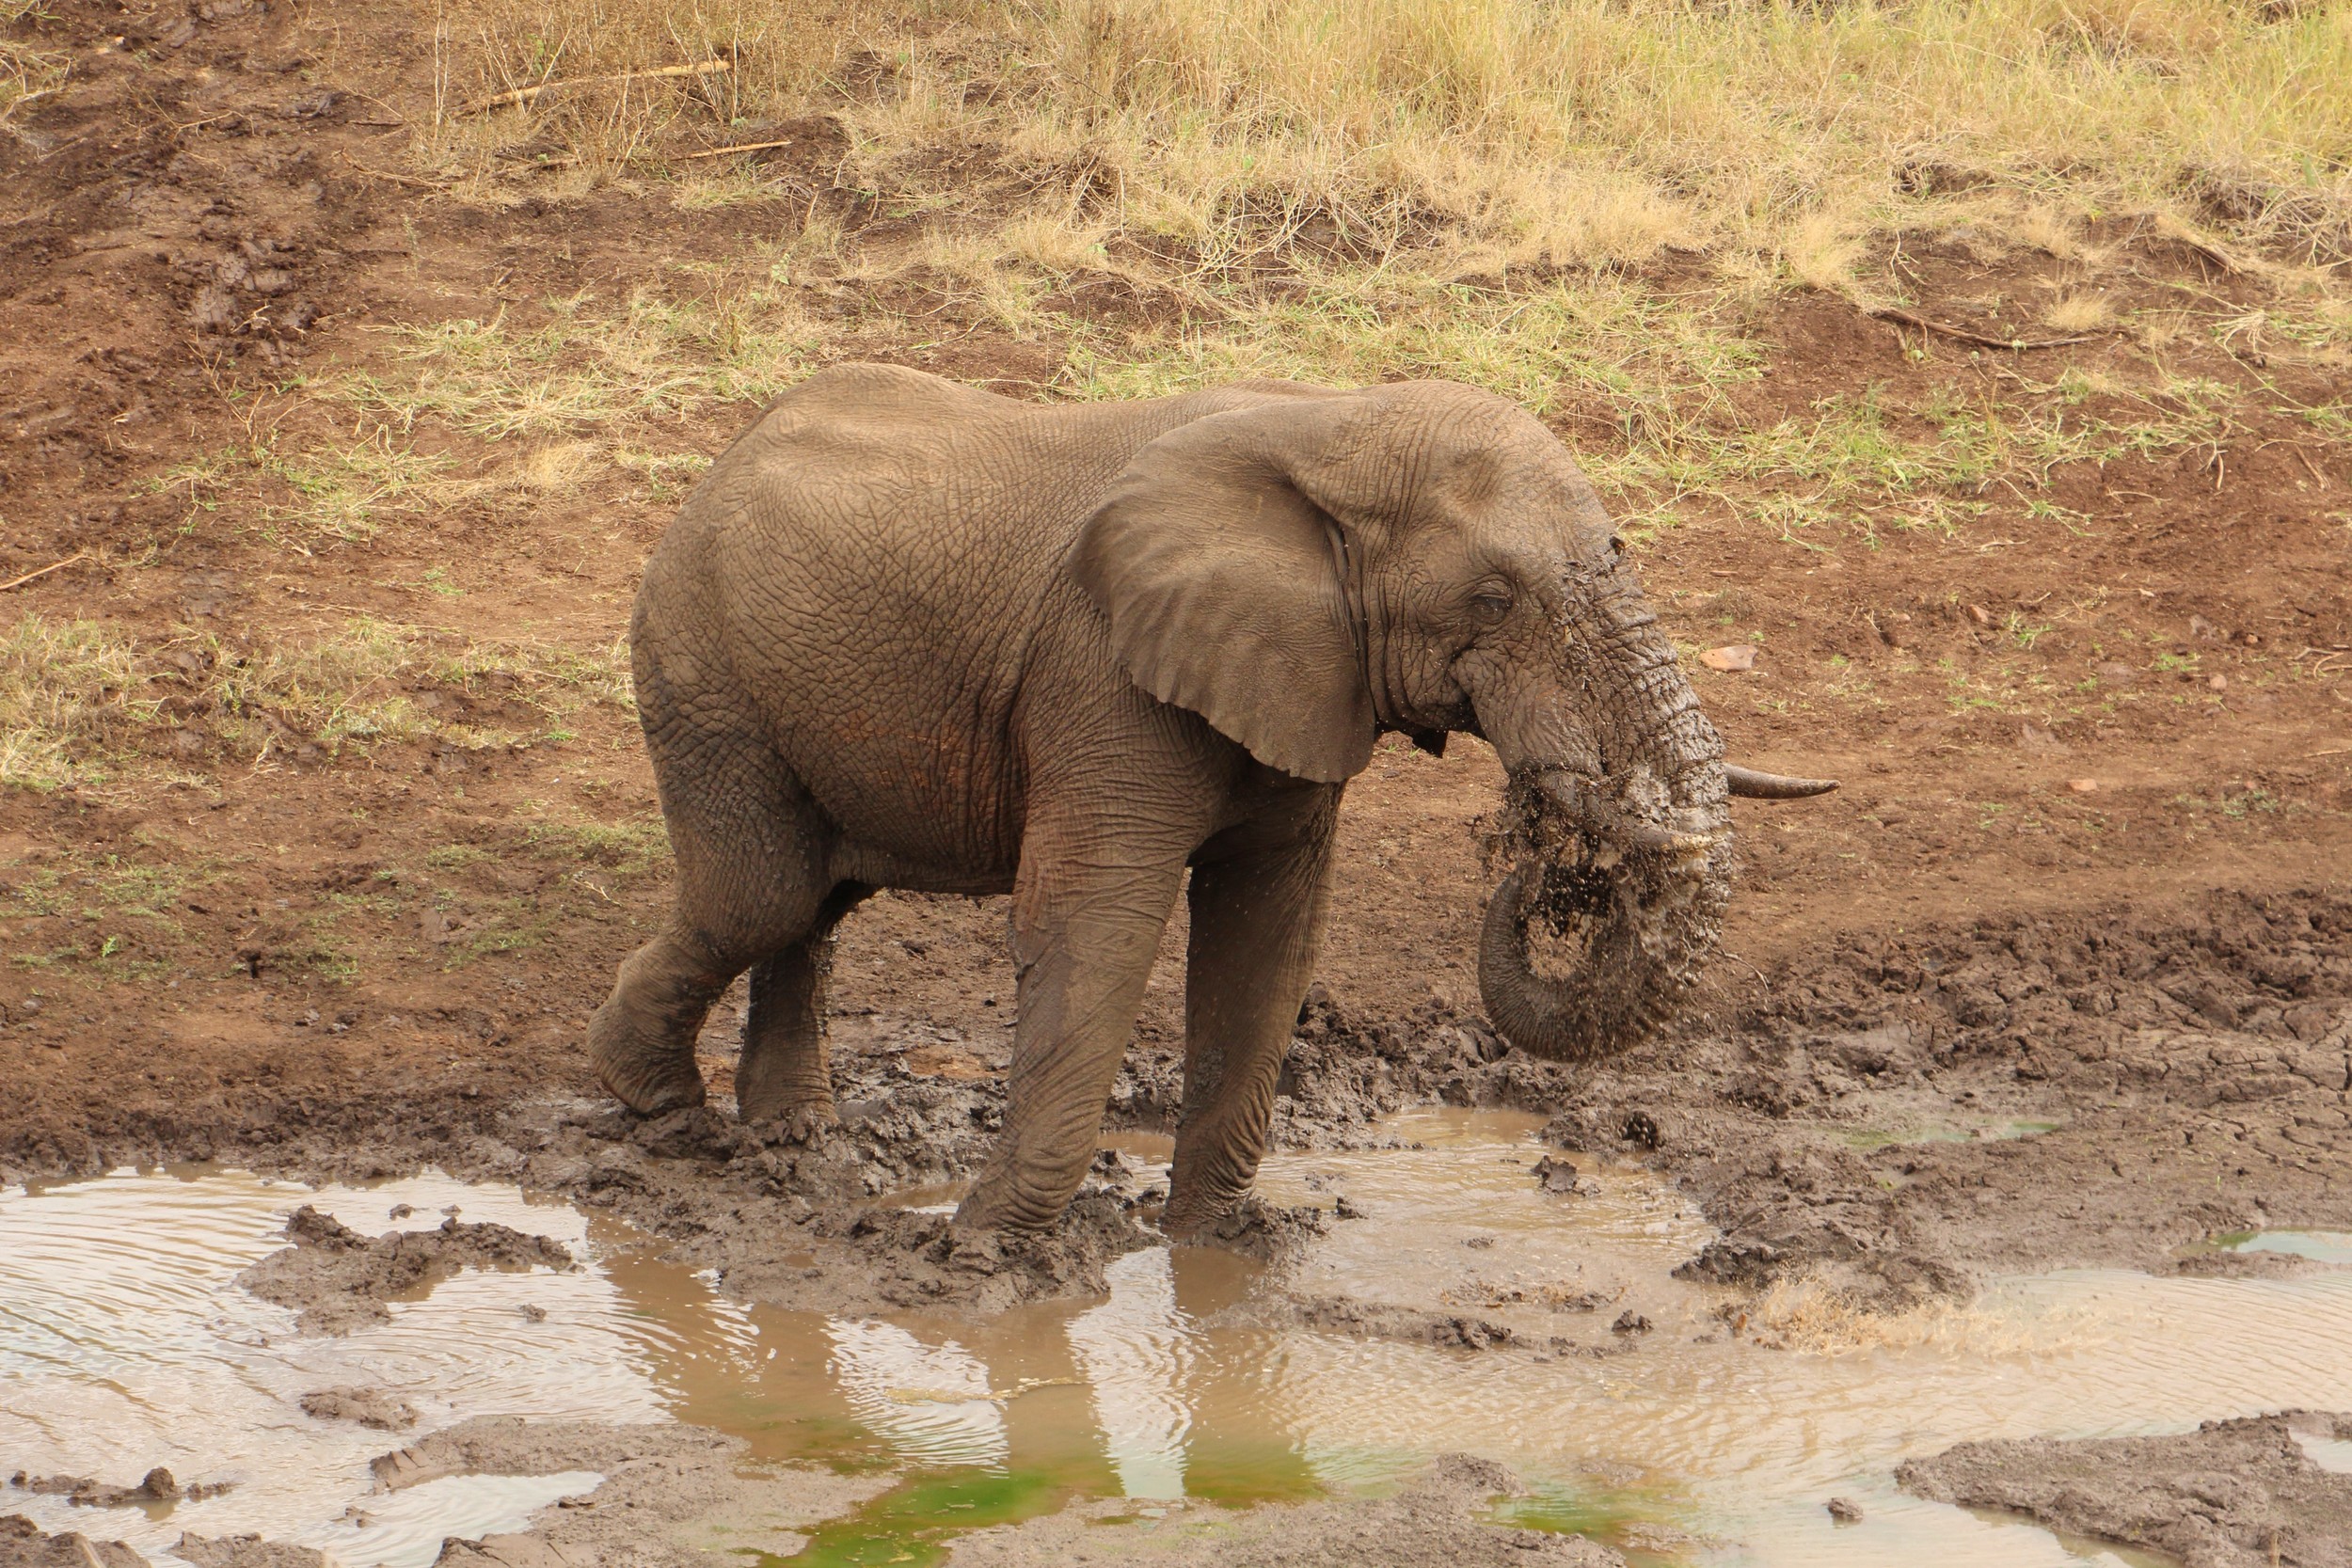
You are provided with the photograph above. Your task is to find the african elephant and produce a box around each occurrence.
[588,364,1832,1234]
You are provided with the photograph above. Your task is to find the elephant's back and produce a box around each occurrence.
[631,366,1156,871]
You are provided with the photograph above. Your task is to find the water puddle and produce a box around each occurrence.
[8,1111,2352,1567]
[2220,1228,2352,1264]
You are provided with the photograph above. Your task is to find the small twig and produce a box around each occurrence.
[2294,446,2328,487]
[459,60,730,116]
[1865,305,2092,352]
[337,150,453,190]
[0,551,87,592]
[677,136,796,160]
[2311,746,2350,758]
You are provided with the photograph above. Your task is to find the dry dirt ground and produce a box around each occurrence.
[3,0,2350,1561]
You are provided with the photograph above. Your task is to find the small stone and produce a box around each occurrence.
[2207,673,2228,691]
[1825,1496,1865,1523]
[1699,644,1756,673]
[518,1303,547,1322]
[1611,1311,1651,1336]
[2067,778,2099,794]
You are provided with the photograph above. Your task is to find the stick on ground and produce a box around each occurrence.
[0,551,87,592]
[460,60,731,116]
[1865,305,2092,352]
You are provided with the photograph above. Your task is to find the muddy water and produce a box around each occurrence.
[6,1114,2351,1568]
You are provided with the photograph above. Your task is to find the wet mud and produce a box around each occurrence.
[1898,1412,2352,1567]
[533,883,2352,1323]
[235,1206,576,1335]
[371,1418,892,1565]
[8,886,2345,1334]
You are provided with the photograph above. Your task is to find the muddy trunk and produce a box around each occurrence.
[1474,594,1731,1061]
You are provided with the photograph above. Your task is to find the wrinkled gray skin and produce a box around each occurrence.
[591,365,1751,1234]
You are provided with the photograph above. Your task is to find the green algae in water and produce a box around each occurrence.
[784,1468,1083,1567]
[1487,1481,1701,1568]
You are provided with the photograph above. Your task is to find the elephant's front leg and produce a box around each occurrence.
[1164,795,1340,1237]
[955,835,1187,1233]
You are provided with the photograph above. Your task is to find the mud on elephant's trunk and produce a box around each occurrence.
[1476,767,1731,1061]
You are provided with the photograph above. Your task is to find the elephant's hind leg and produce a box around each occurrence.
[589,658,835,1116]
[737,884,869,1135]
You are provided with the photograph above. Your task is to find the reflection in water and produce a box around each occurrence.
[6,1113,2352,1568]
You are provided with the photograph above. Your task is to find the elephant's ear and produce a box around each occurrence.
[1070,401,1375,784]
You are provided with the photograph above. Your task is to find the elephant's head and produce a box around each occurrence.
[1072,379,1833,1061]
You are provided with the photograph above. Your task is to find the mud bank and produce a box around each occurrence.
[1543,887,2352,1303]
[1898,1412,2352,1567]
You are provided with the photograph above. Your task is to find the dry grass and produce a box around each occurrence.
[416,0,2352,278]
[0,613,632,793]
[0,0,71,135]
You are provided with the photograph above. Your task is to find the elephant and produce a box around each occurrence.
[587,364,1834,1235]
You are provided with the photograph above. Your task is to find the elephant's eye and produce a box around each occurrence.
[1470,590,1512,626]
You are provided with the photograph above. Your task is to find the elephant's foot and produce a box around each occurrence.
[951,1163,1076,1235]
[1158,1188,1247,1243]
[745,1095,838,1147]
[586,1000,708,1116]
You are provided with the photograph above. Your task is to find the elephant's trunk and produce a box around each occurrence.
[1474,591,1733,1062]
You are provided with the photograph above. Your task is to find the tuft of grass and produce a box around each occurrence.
[0,1,69,132]
[1736,1271,2091,1356]
[2044,293,2119,334]
[150,426,462,544]
[0,616,152,790]
[347,286,816,440]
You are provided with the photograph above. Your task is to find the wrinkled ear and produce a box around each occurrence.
[1069,402,1375,784]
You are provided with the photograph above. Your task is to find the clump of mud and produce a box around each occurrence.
[0,1516,148,1568]
[297,1387,418,1432]
[7,1470,230,1508]
[1897,1411,2352,1567]
[173,1536,326,1568]
[1254,1294,1523,1351]
[946,1451,1625,1566]
[235,1206,574,1334]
